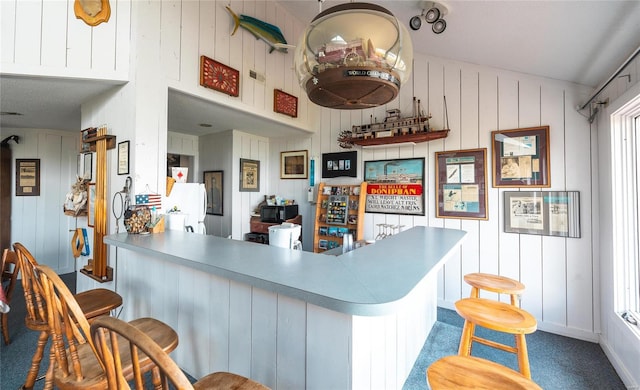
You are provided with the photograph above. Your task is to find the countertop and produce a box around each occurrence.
[104,226,466,316]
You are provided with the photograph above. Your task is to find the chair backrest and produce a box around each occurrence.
[91,315,194,390]
[35,264,101,383]
[13,243,48,328]
[1,248,19,304]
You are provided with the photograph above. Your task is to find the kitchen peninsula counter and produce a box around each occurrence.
[103,226,466,389]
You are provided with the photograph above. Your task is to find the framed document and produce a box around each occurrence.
[16,159,40,196]
[435,148,488,220]
[239,159,260,192]
[118,141,129,175]
[363,158,425,216]
[504,191,580,238]
[491,126,550,187]
[280,150,308,179]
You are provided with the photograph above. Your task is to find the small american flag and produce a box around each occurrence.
[135,194,162,211]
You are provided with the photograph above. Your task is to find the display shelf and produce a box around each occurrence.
[313,182,367,253]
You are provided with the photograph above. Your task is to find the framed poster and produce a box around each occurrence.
[491,126,550,187]
[363,158,425,215]
[200,55,240,97]
[16,159,40,196]
[504,191,580,238]
[83,153,92,181]
[322,151,357,178]
[239,158,260,192]
[280,150,308,179]
[87,183,96,227]
[435,148,488,220]
[274,89,298,118]
[118,141,130,175]
[204,170,223,215]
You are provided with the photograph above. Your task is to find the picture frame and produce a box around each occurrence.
[200,55,240,97]
[280,150,308,179]
[118,141,130,175]
[204,170,223,215]
[504,191,580,238]
[322,151,357,178]
[240,158,260,192]
[274,89,298,118]
[363,157,425,216]
[83,153,93,181]
[87,183,96,227]
[491,125,550,187]
[15,159,40,196]
[435,148,488,220]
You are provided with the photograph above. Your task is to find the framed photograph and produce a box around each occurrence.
[491,126,550,187]
[200,55,239,97]
[322,151,357,178]
[83,153,93,181]
[204,170,223,215]
[504,191,580,238]
[87,183,96,227]
[274,89,298,118]
[15,159,40,196]
[435,148,488,220]
[118,141,130,175]
[281,150,308,179]
[240,158,260,192]
[363,158,425,216]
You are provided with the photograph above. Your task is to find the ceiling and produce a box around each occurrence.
[2,0,640,136]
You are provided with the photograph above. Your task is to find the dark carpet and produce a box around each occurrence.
[1,273,627,389]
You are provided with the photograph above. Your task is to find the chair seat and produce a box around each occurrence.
[53,317,178,390]
[194,372,270,390]
[427,355,542,390]
[75,288,122,319]
[455,298,537,334]
[464,273,525,295]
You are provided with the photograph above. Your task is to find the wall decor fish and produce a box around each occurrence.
[225,6,291,54]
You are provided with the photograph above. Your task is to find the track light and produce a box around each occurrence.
[409,2,448,34]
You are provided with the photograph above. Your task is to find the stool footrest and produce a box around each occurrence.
[472,335,518,354]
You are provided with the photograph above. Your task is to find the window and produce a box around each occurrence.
[611,95,640,329]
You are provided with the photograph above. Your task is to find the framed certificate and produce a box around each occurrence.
[118,141,129,175]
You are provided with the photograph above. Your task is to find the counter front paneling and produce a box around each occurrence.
[103,226,466,389]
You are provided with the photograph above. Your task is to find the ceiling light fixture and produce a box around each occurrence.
[294,2,413,109]
[410,1,448,34]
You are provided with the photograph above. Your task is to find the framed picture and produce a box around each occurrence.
[204,170,223,215]
[15,159,40,196]
[87,183,96,227]
[200,55,239,97]
[504,191,580,238]
[322,151,357,178]
[274,89,298,118]
[240,158,260,192]
[435,148,488,220]
[363,158,425,216]
[118,141,130,175]
[83,153,93,181]
[281,150,308,179]
[491,126,550,187]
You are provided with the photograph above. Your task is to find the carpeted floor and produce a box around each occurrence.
[1,273,627,389]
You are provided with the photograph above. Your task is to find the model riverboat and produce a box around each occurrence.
[338,97,449,148]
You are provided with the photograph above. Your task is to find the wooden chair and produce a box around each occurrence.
[91,315,270,390]
[427,355,542,389]
[36,264,180,390]
[1,248,19,344]
[455,297,537,379]
[13,242,123,389]
[464,272,525,306]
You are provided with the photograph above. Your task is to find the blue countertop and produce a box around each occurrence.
[104,226,466,316]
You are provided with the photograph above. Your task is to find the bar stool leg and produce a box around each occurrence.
[515,333,531,379]
[458,320,475,356]
[470,286,480,299]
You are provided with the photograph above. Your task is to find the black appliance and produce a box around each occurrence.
[260,204,298,223]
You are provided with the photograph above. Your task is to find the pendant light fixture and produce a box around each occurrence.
[294,2,413,109]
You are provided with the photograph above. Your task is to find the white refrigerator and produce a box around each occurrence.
[164,183,207,234]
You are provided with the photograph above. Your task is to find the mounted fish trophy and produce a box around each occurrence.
[226,7,294,54]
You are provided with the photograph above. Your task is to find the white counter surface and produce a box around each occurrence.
[104,226,466,316]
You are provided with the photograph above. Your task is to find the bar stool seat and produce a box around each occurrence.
[427,355,542,389]
[465,272,525,305]
[456,297,537,379]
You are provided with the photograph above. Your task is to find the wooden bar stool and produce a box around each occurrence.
[427,355,542,389]
[455,297,537,379]
[464,272,525,305]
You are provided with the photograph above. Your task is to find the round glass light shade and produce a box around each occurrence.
[294,3,413,109]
